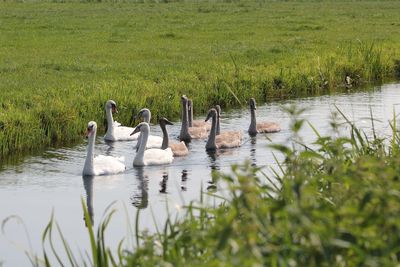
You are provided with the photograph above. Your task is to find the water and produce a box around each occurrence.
[1,83,400,266]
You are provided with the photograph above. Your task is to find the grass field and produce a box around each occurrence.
[0,0,400,159]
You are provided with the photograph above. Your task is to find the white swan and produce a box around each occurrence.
[205,108,242,151]
[131,122,174,166]
[83,121,126,176]
[135,108,163,149]
[159,117,189,157]
[188,99,211,130]
[248,98,281,136]
[104,100,139,141]
[179,95,208,142]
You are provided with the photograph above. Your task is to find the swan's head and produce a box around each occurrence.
[205,108,217,122]
[249,98,257,110]
[106,100,118,113]
[86,121,97,137]
[181,95,188,105]
[130,122,150,136]
[138,108,151,123]
[159,117,174,127]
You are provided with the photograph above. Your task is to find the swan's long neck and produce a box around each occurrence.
[248,108,257,135]
[105,107,115,139]
[83,133,95,175]
[137,111,151,148]
[134,128,149,165]
[188,104,193,127]
[216,111,220,135]
[206,114,217,151]
[180,102,191,142]
[161,124,169,149]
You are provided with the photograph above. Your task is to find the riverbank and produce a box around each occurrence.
[1,0,399,159]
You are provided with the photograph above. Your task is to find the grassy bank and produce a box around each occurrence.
[30,108,400,266]
[1,0,400,159]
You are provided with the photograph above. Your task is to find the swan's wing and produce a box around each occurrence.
[170,142,189,157]
[114,126,139,140]
[146,135,163,148]
[192,120,211,131]
[113,120,122,127]
[257,122,281,133]
[94,155,126,175]
[216,131,242,149]
[189,127,208,139]
[144,148,174,165]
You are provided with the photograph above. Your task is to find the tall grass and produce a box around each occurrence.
[10,107,399,266]
[0,1,399,160]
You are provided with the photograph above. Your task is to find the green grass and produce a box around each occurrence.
[17,106,400,266]
[0,0,400,159]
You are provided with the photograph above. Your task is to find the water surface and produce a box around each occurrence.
[1,83,400,266]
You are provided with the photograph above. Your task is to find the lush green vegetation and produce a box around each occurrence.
[27,107,400,266]
[1,0,400,159]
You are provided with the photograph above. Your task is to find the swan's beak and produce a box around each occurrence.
[112,106,118,113]
[130,127,140,136]
[85,129,91,138]
[165,119,174,125]
[205,114,212,122]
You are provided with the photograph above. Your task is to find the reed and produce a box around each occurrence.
[0,0,399,159]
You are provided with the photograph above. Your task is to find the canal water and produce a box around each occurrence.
[0,83,399,266]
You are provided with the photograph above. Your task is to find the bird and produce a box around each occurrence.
[179,95,208,142]
[104,100,138,141]
[188,98,211,130]
[214,104,243,141]
[159,117,189,157]
[205,108,242,151]
[135,108,163,149]
[248,98,281,136]
[131,122,174,166]
[83,121,126,176]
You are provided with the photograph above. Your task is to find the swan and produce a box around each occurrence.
[248,98,281,136]
[83,121,126,176]
[104,100,139,141]
[131,122,174,166]
[214,104,243,141]
[205,108,242,151]
[135,108,163,149]
[179,95,208,142]
[159,117,189,157]
[188,99,211,130]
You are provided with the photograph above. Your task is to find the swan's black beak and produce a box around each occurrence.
[164,119,174,125]
[205,113,212,122]
[130,126,141,136]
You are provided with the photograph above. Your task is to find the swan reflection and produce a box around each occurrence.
[82,175,94,226]
[131,167,149,209]
[181,169,188,191]
[159,172,168,194]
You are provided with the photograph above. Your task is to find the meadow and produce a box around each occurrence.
[0,0,400,159]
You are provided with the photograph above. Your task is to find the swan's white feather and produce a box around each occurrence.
[91,155,126,176]
[143,148,174,166]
